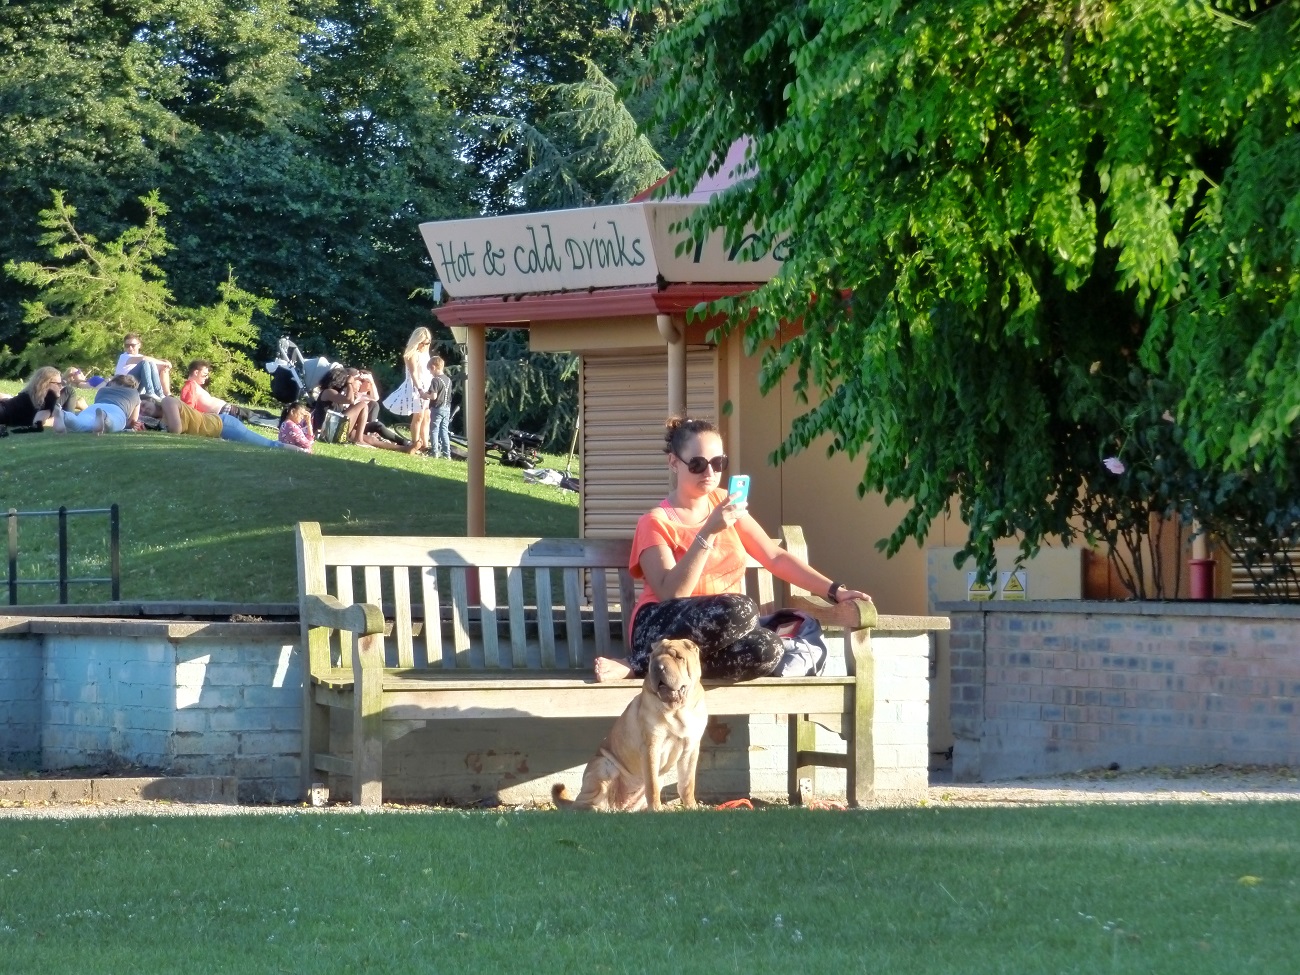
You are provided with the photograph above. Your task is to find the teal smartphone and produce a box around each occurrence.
[728,474,750,505]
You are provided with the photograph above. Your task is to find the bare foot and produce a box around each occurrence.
[593,656,634,682]
[94,410,109,435]
[51,404,67,433]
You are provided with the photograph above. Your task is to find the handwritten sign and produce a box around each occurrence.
[419,203,786,299]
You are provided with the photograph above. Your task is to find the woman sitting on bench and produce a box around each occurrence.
[593,415,870,683]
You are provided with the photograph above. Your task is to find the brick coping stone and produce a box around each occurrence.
[937,599,1300,619]
[0,775,237,807]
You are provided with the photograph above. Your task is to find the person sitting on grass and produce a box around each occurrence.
[141,396,289,449]
[61,367,93,412]
[277,402,315,453]
[114,332,171,399]
[310,365,406,449]
[0,366,65,432]
[355,369,414,448]
[50,375,143,435]
[310,364,370,444]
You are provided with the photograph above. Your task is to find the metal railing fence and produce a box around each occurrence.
[5,505,120,605]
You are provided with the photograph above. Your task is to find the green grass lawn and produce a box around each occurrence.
[0,380,579,603]
[0,803,1295,974]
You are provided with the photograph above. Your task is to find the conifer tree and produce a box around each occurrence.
[5,190,271,401]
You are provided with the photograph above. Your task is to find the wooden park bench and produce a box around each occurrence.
[295,522,949,808]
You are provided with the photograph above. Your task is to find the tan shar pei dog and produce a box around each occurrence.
[552,638,707,811]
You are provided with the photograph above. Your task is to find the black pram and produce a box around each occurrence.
[265,338,334,407]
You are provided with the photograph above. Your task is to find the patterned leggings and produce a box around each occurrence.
[629,593,783,681]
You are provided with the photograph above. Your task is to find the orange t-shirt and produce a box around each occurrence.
[629,488,748,624]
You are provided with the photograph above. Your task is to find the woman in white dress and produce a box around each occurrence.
[382,327,432,453]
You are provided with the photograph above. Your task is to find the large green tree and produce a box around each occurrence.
[641,0,1300,581]
[0,0,495,371]
[462,0,682,212]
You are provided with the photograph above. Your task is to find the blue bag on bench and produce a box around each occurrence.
[760,609,830,677]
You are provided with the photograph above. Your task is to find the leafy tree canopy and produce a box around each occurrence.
[641,0,1300,578]
[0,0,497,370]
[463,0,684,212]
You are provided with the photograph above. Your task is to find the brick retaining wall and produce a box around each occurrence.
[1,614,934,805]
[0,618,302,802]
[944,601,1300,780]
[0,625,41,767]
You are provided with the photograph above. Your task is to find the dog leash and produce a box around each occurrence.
[715,798,753,810]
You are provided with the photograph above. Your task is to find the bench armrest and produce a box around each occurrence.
[788,594,878,631]
[301,593,386,637]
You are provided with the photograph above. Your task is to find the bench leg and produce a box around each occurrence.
[846,628,876,808]
[352,633,384,807]
[302,686,330,800]
[787,714,817,805]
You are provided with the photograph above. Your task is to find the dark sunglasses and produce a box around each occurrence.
[676,453,729,475]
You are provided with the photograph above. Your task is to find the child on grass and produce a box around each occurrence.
[278,403,315,453]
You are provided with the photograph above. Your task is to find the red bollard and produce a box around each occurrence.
[1188,558,1216,600]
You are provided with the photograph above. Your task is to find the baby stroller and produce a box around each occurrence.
[265,337,334,407]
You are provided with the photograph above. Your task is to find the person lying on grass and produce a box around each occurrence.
[140,396,292,449]
[178,359,273,423]
[50,375,142,435]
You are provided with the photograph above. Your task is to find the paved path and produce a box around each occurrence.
[915,764,1300,808]
[1,765,1296,819]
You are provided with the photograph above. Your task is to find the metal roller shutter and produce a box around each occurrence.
[580,350,716,540]
[1230,547,1300,599]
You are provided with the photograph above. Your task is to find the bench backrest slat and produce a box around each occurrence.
[507,566,528,667]
[450,568,472,666]
[563,567,585,669]
[420,566,442,668]
[754,567,775,614]
[591,567,611,659]
[479,566,501,669]
[364,565,385,663]
[536,569,556,668]
[336,564,355,664]
[617,567,637,655]
[392,567,415,669]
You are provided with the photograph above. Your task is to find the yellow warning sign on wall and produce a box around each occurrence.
[999,569,1027,600]
[966,572,996,601]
